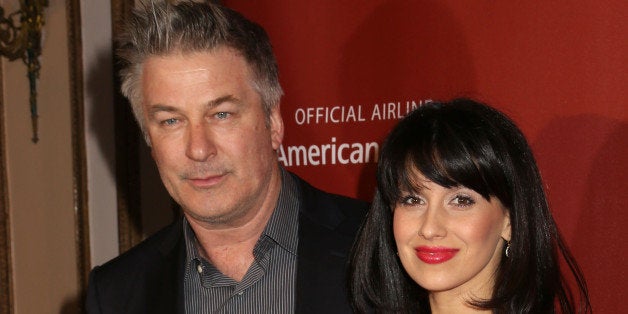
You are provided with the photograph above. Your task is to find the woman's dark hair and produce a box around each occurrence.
[348,99,591,313]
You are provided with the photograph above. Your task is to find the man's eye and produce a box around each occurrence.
[451,195,475,207]
[215,112,230,119]
[161,118,178,126]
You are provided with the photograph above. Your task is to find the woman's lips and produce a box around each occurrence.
[415,246,459,264]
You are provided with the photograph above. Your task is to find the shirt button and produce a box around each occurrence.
[237,291,244,296]
[196,264,203,274]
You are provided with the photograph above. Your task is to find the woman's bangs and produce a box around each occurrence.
[410,127,494,200]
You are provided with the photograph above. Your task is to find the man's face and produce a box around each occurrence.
[141,47,284,228]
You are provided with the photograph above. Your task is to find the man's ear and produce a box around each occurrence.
[144,131,152,148]
[269,105,284,150]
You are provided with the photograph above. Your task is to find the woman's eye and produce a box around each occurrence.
[451,195,475,207]
[215,112,230,119]
[399,195,424,206]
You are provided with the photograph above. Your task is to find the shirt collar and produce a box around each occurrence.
[262,167,299,255]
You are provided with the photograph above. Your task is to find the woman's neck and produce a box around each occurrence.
[429,285,494,314]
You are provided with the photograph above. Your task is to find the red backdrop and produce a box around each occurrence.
[225,1,627,312]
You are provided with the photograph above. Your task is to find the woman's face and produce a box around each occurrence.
[393,170,511,300]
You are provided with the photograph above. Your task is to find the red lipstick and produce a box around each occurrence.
[415,246,459,264]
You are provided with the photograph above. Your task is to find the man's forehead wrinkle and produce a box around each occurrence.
[175,68,208,73]
[166,68,211,81]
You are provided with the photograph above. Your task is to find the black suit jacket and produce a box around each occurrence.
[86,174,368,313]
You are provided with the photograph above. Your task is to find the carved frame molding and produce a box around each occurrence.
[0,57,14,314]
[66,0,91,303]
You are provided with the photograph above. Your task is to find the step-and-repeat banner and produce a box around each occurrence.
[225,1,626,312]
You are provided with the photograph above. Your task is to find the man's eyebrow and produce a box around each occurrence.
[147,104,178,117]
[207,94,242,108]
[146,94,243,117]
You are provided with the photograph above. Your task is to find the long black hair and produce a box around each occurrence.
[348,99,591,313]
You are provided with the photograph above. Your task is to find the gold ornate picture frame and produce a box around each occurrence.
[67,0,91,299]
[0,60,13,314]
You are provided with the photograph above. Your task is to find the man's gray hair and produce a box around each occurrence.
[117,0,283,133]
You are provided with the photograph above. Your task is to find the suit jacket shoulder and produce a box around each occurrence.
[296,174,369,235]
[293,174,369,313]
[86,219,185,314]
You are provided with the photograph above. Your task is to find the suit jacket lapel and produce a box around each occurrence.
[140,218,186,314]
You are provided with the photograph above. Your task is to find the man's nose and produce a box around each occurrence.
[185,123,216,162]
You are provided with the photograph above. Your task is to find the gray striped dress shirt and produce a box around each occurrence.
[183,169,299,313]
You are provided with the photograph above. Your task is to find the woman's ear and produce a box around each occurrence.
[501,211,511,242]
